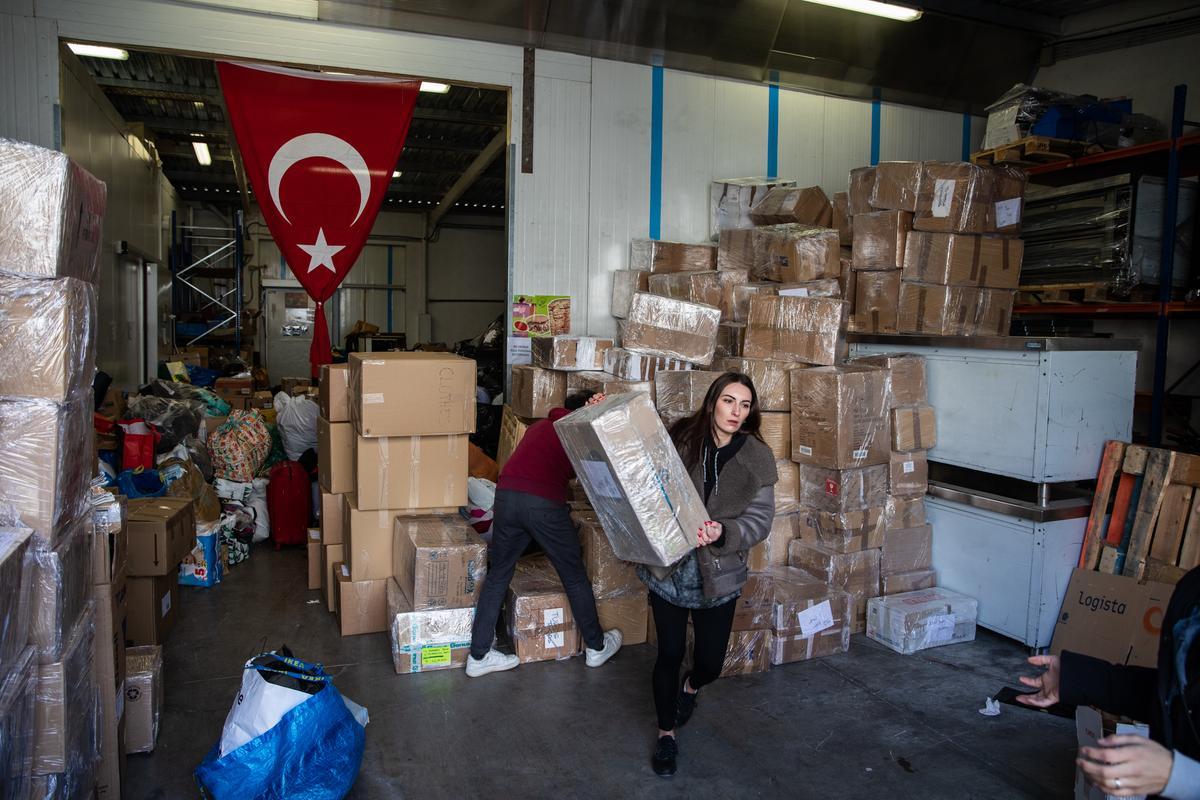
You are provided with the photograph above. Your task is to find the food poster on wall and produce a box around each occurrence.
[508,295,571,364]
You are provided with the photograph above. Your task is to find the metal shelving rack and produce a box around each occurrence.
[169,209,244,353]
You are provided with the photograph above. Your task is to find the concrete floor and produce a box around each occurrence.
[126,546,1079,799]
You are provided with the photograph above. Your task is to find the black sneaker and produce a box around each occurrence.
[675,673,698,728]
[652,735,677,777]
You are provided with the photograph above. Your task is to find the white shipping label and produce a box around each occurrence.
[902,460,916,474]
[924,613,956,644]
[543,608,564,627]
[931,179,956,218]
[160,591,171,618]
[309,529,321,541]
[580,460,623,500]
[852,448,869,459]
[544,631,565,649]
[778,288,810,298]
[362,393,385,405]
[798,445,813,456]
[797,600,835,637]
[995,198,1021,228]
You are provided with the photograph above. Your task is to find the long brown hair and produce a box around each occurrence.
[668,372,763,468]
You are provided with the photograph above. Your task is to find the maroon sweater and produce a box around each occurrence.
[497,407,575,503]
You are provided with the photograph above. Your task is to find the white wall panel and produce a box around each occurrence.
[819,96,872,196]
[661,70,714,244]
[0,12,58,148]
[776,90,826,189]
[881,104,965,163]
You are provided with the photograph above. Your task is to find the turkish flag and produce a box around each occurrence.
[217,62,419,375]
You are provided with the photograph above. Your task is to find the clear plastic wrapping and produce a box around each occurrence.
[902,231,1024,289]
[648,270,722,308]
[717,629,772,676]
[756,514,799,570]
[752,224,841,283]
[914,162,1027,236]
[848,353,927,407]
[0,645,36,800]
[832,191,853,247]
[885,496,927,531]
[897,282,1014,336]
[0,139,106,283]
[595,589,649,645]
[507,565,581,663]
[566,372,654,403]
[554,392,703,567]
[621,292,722,365]
[851,270,901,334]
[497,406,535,470]
[764,568,852,664]
[790,365,890,469]
[866,587,977,655]
[716,357,803,412]
[852,210,913,270]
[798,464,889,514]
[710,177,797,238]
[759,412,790,459]
[870,162,926,212]
[743,295,846,366]
[788,540,881,595]
[891,406,937,452]
[732,571,776,630]
[775,460,799,514]
[510,364,566,418]
[33,603,96,775]
[882,568,937,595]
[580,521,641,599]
[982,83,1165,150]
[0,394,92,541]
[813,507,885,553]
[748,186,832,227]
[653,370,721,427]
[391,515,486,610]
[717,268,750,321]
[717,228,756,274]
[530,336,613,372]
[888,451,928,499]
[629,239,717,274]
[847,166,877,216]
[0,529,34,671]
[881,523,933,575]
[31,518,92,664]
[714,322,745,361]
[124,644,162,753]
[611,269,650,319]
[603,348,693,382]
[0,276,97,402]
[838,253,856,315]
[386,578,474,673]
[730,282,778,323]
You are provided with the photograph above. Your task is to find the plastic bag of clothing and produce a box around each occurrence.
[185,363,220,388]
[248,478,270,544]
[219,502,255,567]
[214,479,253,504]
[180,520,223,587]
[126,394,203,451]
[273,393,319,462]
[195,650,365,800]
[209,411,271,482]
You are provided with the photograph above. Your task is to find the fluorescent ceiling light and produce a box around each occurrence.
[392,171,402,178]
[193,101,205,109]
[420,82,450,94]
[192,141,212,166]
[67,43,130,60]
[801,0,922,21]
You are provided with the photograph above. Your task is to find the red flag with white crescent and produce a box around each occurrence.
[217,61,419,375]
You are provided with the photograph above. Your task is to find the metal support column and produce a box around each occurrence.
[234,209,244,352]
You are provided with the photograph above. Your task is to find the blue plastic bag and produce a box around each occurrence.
[195,659,365,800]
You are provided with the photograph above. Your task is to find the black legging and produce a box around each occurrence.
[649,590,738,732]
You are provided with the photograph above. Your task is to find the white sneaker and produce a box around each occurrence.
[465,649,519,678]
[585,629,623,668]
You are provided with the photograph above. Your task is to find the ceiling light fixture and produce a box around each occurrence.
[192,141,212,166]
[193,101,205,109]
[67,43,130,60]
[800,0,922,21]
[420,82,450,94]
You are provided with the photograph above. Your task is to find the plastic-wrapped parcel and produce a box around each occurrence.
[714,322,745,361]
[530,336,613,371]
[509,364,565,419]
[33,604,97,777]
[798,464,889,514]
[580,520,642,599]
[716,357,804,412]
[867,587,978,655]
[851,211,913,270]
[648,271,722,308]
[847,166,877,216]
[897,282,1015,336]
[610,269,650,319]
[790,365,890,469]
[603,347,692,382]
[763,565,852,664]
[902,231,1024,289]
[848,352,927,407]
[508,559,581,663]
[710,177,796,238]
[0,528,35,670]
[555,392,702,567]
[0,276,97,402]
[788,540,881,595]
[0,139,106,283]
[870,161,926,212]
[743,295,846,366]
[629,238,717,274]
[914,162,1027,236]
[752,224,841,284]
[0,645,36,800]
[621,292,721,365]
[655,370,721,427]
[31,518,92,663]
[850,270,901,334]
[748,186,832,227]
[387,578,474,674]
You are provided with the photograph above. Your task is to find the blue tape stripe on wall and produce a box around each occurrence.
[650,65,664,241]
[870,88,881,166]
[386,245,393,332]
[961,114,972,161]
[767,83,779,179]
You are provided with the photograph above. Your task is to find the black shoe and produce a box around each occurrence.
[675,673,698,728]
[652,735,677,777]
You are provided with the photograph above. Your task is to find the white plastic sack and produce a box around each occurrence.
[464,477,496,539]
[219,663,310,757]
[214,478,252,503]
[248,477,270,543]
[274,392,319,461]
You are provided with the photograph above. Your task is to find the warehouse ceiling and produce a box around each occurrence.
[74,48,508,212]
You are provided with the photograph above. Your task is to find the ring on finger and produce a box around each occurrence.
[1114,778,1121,791]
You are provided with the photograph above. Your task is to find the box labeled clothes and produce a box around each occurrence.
[867,587,978,654]
[348,352,476,438]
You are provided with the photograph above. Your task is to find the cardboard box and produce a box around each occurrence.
[776,460,800,514]
[902,231,1024,289]
[890,406,937,454]
[729,282,778,323]
[32,519,91,663]
[851,353,927,407]
[897,282,983,336]
[976,288,1016,336]
[883,568,937,595]
[392,515,486,610]
[126,497,194,577]
[630,238,717,274]
[767,571,852,664]
[717,227,757,274]
[318,417,355,495]
[92,495,127,587]
[353,433,469,511]
[717,268,750,320]
[324,543,344,612]
[832,191,853,247]
[213,376,253,399]
[759,412,791,460]
[336,564,388,636]
[799,465,889,514]
[1075,706,1150,800]
[788,541,881,593]
[755,514,798,568]
[250,390,274,410]
[867,587,978,655]
[869,161,925,212]
[531,336,613,372]
[555,392,703,567]
[790,365,890,469]
[812,507,885,553]
[744,295,846,366]
[847,166,877,216]
[320,491,344,545]
[648,270,722,308]
[889,451,928,498]
[718,629,772,676]
[497,405,536,469]
[280,376,309,397]
[0,276,96,402]
[348,352,476,438]
[596,590,648,646]
[622,292,722,365]
[1050,569,1174,669]
[581,522,641,599]
[885,495,927,531]
[611,269,651,319]
[566,371,653,402]
[715,321,745,361]
[124,645,162,754]
[126,572,178,647]
[710,177,797,237]
[0,645,36,795]
[510,365,565,420]
[94,572,127,800]
[307,528,322,590]
[34,605,95,773]
[654,370,722,426]
[0,530,33,674]
[753,225,840,283]
[715,357,803,412]
[386,578,474,674]
[852,210,913,270]
[342,495,395,582]
[748,185,832,227]
[604,348,693,382]
[319,363,350,422]
[914,162,1026,236]
[852,270,901,333]
[882,523,932,575]
[508,566,582,663]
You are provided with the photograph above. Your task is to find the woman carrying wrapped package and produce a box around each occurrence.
[638,372,778,777]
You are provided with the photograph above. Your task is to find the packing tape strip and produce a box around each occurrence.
[969,234,982,283]
[409,436,421,508]
[377,436,389,509]
[912,408,923,450]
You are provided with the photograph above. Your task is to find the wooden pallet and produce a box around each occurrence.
[1079,441,1200,583]
[971,136,1101,167]
[1017,283,1111,305]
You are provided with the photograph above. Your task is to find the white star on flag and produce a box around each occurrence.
[298,228,344,273]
